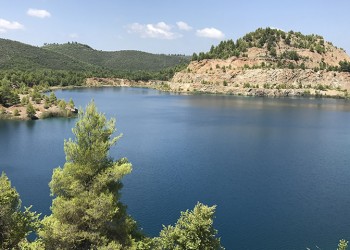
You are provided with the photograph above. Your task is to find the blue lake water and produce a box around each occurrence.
[1,87,350,249]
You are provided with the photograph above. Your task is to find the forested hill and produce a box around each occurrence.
[191,27,350,71]
[42,42,190,71]
[0,39,190,72]
[0,38,98,71]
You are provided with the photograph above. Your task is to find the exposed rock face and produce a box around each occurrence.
[171,66,350,97]
[173,67,350,89]
[170,36,350,97]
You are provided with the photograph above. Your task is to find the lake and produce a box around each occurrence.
[1,87,350,249]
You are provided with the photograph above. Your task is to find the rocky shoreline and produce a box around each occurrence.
[85,74,350,99]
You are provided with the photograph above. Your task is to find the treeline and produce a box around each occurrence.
[0,65,188,87]
[0,102,224,249]
[0,63,187,107]
[42,42,190,72]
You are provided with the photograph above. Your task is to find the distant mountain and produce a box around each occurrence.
[0,38,98,71]
[42,42,190,71]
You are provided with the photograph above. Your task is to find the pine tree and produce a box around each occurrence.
[39,101,138,249]
[153,202,224,250]
[68,98,75,109]
[0,172,40,249]
[338,239,349,250]
[26,102,36,119]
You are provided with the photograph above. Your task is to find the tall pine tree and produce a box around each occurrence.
[40,101,138,249]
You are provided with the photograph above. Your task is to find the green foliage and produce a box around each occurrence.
[339,60,350,72]
[57,99,66,110]
[21,96,29,105]
[68,98,75,109]
[243,83,251,88]
[39,101,138,249]
[0,79,20,107]
[13,109,20,116]
[338,239,348,250]
[281,50,300,61]
[0,172,40,249]
[43,42,190,72]
[153,202,224,250]
[192,27,331,72]
[0,39,189,74]
[0,39,190,89]
[0,39,97,71]
[192,53,198,61]
[48,92,57,105]
[26,103,36,119]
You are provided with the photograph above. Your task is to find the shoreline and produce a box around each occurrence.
[2,78,349,121]
[83,77,350,99]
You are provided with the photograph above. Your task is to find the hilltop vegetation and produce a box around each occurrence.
[0,39,189,73]
[192,27,350,72]
[171,28,350,97]
[43,42,190,72]
[0,39,98,71]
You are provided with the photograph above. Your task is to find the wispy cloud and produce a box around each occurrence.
[69,33,79,39]
[196,27,225,39]
[127,22,182,40]
[0,18,24,33]
[176,21,192,31]
[27,8,51,18]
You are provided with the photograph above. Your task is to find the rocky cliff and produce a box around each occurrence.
[170,28,350,97]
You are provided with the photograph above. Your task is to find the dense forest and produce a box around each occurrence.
[43,42,190,72]
[0,38,189,107]
[0,102,224,249]
[0,39,190,72]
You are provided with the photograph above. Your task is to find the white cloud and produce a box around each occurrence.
[196,27,225,39]
[0,18,24,32]
[128,22,182,40]
[27,8,51,18]
[176,21,192,31]
[269,26,284,31]
[69,33,79,39]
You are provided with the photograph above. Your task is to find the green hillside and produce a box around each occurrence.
[0,38,98,71]
[192,27,330,61]
[43,42,190,71]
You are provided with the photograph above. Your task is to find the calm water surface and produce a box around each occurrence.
[1,87,350,250]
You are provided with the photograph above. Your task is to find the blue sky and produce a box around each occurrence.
[1,0,350,55]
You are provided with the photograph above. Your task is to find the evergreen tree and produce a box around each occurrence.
[0,172,40,249]
[48,92,57,105]
[68,98,75,109]
[39,101,138,249]
[26,103,36,119]
[153,202,224,250]
[338,239,349,250]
